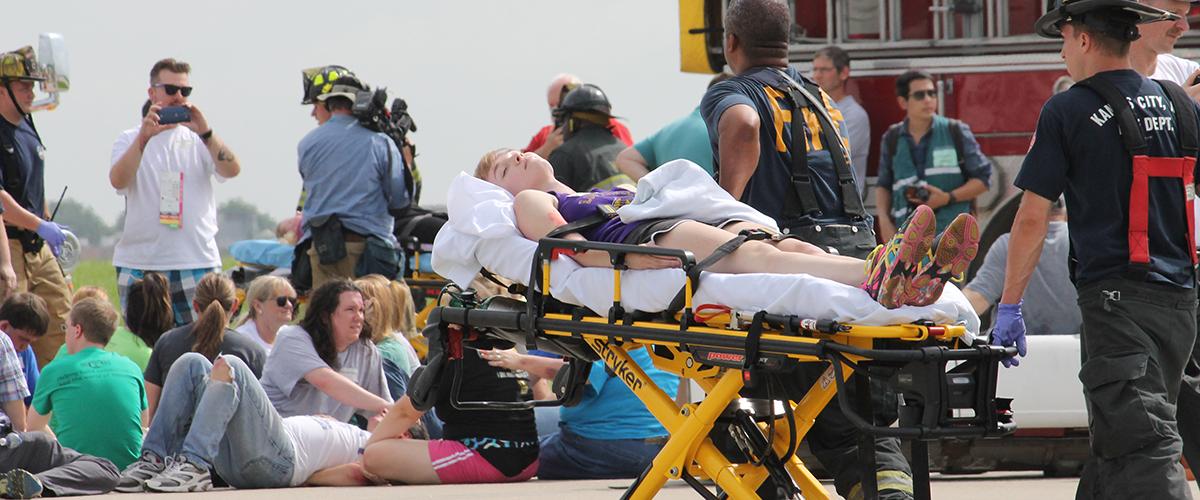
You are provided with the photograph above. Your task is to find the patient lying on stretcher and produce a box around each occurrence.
[475,149,981,309]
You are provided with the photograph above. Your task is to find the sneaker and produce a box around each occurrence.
[906,212,981,307]
[115,453,166,493]
[861,205,937,309]
[143,457,212,493]
[0,469,42,499]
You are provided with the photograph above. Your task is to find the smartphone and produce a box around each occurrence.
[158,106,191,125]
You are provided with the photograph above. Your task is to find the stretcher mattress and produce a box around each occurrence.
[434,170,980,340]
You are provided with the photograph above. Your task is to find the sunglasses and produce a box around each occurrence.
[154,83,193,97]
[909,90,937,101]
[274,296,298,308]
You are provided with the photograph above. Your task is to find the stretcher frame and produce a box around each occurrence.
[422,238,1016,500]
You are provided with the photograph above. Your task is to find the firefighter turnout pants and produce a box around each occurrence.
[1074,278,1196,500]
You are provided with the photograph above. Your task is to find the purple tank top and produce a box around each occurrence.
[551,189,642,243]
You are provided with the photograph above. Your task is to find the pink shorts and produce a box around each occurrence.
[427,439,538,484]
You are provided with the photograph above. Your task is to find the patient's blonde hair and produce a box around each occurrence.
[474,148,515,180]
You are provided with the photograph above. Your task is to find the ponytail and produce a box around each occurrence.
[191,300,228,359]
[190,273,237,360]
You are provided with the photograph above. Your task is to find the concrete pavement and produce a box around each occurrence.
[111,472,1184,499]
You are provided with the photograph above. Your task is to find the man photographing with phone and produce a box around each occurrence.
[109,58,242,327]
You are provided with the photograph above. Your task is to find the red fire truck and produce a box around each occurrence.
[678,0,1200,476]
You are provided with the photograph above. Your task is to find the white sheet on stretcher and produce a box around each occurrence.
[433,164,980,341]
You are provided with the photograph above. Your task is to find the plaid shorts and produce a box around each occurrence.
[116,267,220,327]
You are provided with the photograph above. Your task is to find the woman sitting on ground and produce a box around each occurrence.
[354,274,421,377]
[259,280,391,424]
[235,275,297,353]
[143,273,266,422]
[475,149,980,309]
[115,353,385,493]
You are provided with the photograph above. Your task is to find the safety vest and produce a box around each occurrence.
[884,115,972,231]
[1075,76,1199,272]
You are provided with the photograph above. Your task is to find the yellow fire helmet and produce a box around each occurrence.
[0,46,47,83]
[300,65,365,105]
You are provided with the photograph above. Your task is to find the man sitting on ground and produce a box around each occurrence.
[0,332,119,499]
[27,299,146,470]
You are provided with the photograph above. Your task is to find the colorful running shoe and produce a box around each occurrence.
[860,205,936,309]
[906,212,981,307]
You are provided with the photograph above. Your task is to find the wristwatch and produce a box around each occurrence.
[947,191,958,205]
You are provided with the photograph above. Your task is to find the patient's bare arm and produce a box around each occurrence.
[511,190,677,270]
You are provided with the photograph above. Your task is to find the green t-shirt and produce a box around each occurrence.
[54,328,152,373]
[33,347,147,469]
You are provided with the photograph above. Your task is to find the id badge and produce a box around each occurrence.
[932,147,958,169]
[159,172,183,228]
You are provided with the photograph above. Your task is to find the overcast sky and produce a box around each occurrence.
[7,0,715,223]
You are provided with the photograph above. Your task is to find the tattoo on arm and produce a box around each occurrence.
[217,148,234,162]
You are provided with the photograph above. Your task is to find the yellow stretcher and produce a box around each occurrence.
[416,238,1016,500]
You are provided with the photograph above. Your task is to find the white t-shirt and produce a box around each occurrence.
[282,415,369,486]
[110,126,226,270]
[1151,54,1200,247]
[1152,53,1200,84]
[234,321,272,353]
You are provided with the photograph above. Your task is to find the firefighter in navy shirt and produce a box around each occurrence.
[700,1,910,498]
[996,1,1197,498]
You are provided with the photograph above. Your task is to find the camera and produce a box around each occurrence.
[353,88,419,151]
[904,185,931,204]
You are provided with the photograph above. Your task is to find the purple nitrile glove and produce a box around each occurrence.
[990,300,1027,368]
[36,220,67,257]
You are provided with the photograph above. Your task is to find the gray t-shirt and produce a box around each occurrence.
[965,221,1082,335]
[260,325,391,422]
[144,324,267,386]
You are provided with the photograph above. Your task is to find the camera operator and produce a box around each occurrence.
[875,70,992,239]
[296,66,403,290]
[0,332,119,498]
[109,58,242,328]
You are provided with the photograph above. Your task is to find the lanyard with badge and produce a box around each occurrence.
[158,132,186,229]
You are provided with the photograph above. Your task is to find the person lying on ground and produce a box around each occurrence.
[0,417,121,499]
[361,340,538,485]
[481,346,678,480]
[475,149,981,309]
[115,354,385,493]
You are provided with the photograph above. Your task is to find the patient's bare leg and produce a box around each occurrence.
[653,221,866,285]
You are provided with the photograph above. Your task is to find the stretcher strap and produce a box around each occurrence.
[666,230,771,320]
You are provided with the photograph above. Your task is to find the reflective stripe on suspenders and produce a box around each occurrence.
[1130,156,1196,264]
[1075,76,1200,269]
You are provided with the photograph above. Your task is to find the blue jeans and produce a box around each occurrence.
[537,427,665,479]
[141,353,296,488]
